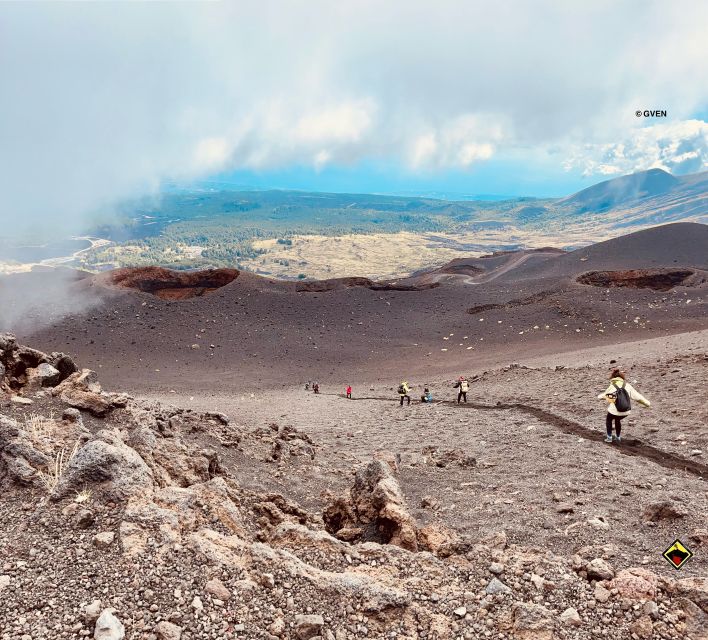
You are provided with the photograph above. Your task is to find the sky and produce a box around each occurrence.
[1,0,707,237]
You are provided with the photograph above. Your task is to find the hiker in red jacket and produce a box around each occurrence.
[346,385,352,399]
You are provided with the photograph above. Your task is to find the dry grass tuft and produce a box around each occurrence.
[74,488,93,504]
[37,441,79,493]
[25,412,56,442]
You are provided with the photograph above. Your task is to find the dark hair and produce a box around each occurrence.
[610,368,625,379]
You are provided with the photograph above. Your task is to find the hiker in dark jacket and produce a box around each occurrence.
[597,369,650,443]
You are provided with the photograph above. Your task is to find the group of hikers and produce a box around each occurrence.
[397,376,470,406]
[306,367,651,444]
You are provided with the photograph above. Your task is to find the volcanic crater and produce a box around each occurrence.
[577,268,703,292]
[109,266,240,300]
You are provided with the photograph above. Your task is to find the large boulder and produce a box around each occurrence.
[61,387,114,417]
[52,430,153,501]
[642,500,687,522]
[323,458,418,551]
[610,568,658,601]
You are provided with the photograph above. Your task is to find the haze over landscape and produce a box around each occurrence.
[0,2,707,640]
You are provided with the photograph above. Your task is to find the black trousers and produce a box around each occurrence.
[606,413,625,436]
[400,394,411,405]
[457,391,467,403]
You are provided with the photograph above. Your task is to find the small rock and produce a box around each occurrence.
[586,558,615,581]
[83,600,103,623]
[454,606,467,617]
[489,562,504,575]
[0,575,10,592]
[94,609,125,640]
[559,607,581,626]
[485,578,511,595]
[93,532,116,549]
[587,516,610,530]
[643,600,659,619]
[642,500,687,522]
[191,596,203,611]
[154,621,182,640]
[205,577,231,601]
[629,615,653,639]
[594,584,611,603]
[294,614,324,639]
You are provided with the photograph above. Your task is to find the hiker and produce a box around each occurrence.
[421,386,432,403]
[453,376,469,403]
[346,385,352,399]
[398,381,411,406]
[597,368,650,443]
[305,381,311,391]
[313,382,320,394]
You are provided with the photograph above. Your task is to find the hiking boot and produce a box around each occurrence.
[614,435,622,443]
[604,435,613,443]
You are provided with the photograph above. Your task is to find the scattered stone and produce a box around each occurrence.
[485,578,511,595]
[489,562,504,575]
[205,577,231,601]
[642,500,687,522]
[454,606,467,617]
[611,568,658,601]
[92,531,116,549]
[629,615,653,639]
[94,609,125,640]
[294,614,324,639]
[154,621,183,640]
[594,583,611,603]
[587,516,610,530]
[83,600,103,624]
[586,558,615,581]
[559,607,581,626]
[512,602,554,640]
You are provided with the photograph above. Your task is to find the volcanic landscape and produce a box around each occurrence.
[1,222,706,640]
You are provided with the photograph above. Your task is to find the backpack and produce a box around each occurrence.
[612,381,631,412]
[398,384,406,394]
[460,380,469,392]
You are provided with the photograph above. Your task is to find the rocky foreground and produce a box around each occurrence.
[1,333,706,640]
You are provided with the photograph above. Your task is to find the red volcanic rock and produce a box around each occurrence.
[110,267,239,300]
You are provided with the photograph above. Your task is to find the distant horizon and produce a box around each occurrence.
[162,165,705,202]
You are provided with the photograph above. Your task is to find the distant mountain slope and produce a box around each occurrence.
[560,168,680,212]
[507,222,708,281]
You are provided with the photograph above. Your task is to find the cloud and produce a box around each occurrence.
[563,120,708,177]
[409,113,509,169]
[0,0,707,238]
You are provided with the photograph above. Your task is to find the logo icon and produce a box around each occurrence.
[662,539,694,570]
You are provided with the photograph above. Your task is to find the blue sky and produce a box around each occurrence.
[1,0,707,234]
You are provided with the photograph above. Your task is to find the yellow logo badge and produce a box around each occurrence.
[662,539,693,570]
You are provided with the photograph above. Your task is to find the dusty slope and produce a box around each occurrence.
[1,331,706,639]
[3,223,705,395]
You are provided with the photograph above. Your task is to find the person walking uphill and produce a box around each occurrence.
[398,381,411,406]
[598,368,650,443]
[346,385,352,399]
[453,376,469,403]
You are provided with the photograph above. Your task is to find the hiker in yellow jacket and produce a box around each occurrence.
[598,368,650,443]
[398,381,411,406]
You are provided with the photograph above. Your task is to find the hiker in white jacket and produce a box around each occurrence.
[597,368,651,443]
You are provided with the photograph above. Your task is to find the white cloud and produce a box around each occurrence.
[410,114,509,169]
[563,120,708,177]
